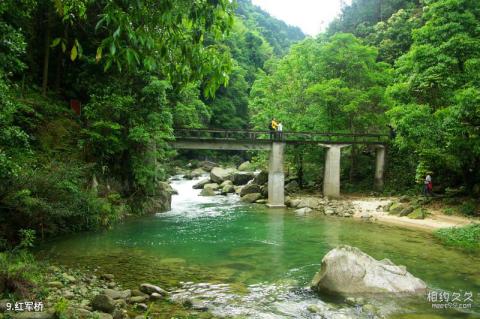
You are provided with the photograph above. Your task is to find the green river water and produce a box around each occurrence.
[39,177,480,318]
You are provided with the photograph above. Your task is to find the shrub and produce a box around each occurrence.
[442,207,456,216]
[0,230,41,298]
[1,160,123,240]
[435,224,480,249]
[54,298,69,319]
[459,200,478,216]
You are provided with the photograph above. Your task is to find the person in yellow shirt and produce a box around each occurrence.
[269,118,278,140]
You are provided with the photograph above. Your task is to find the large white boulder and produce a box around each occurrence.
[311,245,427,295]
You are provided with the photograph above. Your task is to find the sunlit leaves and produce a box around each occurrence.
[70,44,77,61]
[93,0,235,94]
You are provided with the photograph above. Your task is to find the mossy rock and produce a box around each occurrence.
[408,208,426,219]
[399,206,414,216]
[413,197,432,206]
[389,202,407,215]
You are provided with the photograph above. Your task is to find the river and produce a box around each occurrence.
[39,176,480,318]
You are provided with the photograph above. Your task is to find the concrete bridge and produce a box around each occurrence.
[172,129,388,208]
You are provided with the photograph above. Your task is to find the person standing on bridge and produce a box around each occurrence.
[277,121,283,140]
[269,118,278,140]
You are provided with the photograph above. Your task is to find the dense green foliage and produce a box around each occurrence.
[207,1,305,129]
[249,0,480,197]
[435,224,480,249]
[250,33,392,182]
[388,0,480,189]
[236,0,305,56]
[0,0,306,243]
[0,0,238,242]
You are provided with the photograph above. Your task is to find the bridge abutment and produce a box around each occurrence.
[322,145,349,198]
[267,142,286,208]
[374,145,386,190]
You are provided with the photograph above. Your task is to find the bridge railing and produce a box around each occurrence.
[174,128,389,144]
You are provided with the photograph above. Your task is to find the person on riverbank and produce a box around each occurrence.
[269,118,278,140]
[424,173,432,196]
[277,121,283,140]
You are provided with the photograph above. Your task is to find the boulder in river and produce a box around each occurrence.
[238,161,253,171]
[129,296,148,303]
[253,170,268,185]
[198,161,217,172]
[199,188,216,196]
[203,183,220,191]
[189,168,206,179]
[103,289,131,300]
[210,167,236,183]
[240,193,262,203]
[193,179,210,189]
[220,180,233,187]
[91,294,116,313]
[239,183,261,197]
[140,283,168,296]
[311,245,427,295]
[221,184,235,195]
[232,172,255,185]
[143,182,175,213]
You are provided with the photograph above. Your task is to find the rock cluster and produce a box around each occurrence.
[287,197,355,217]
[385,196,428,219]
[88,281,168,319]
[188,162,270,204]
[2,266,172,319]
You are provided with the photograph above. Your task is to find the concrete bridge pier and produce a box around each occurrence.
[267,142,286,208]
[322,144,349,198]
[374,145,386,190]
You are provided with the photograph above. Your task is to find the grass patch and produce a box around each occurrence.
[435,224,480,249]
[459,200,478,216]
[0,250,43,298]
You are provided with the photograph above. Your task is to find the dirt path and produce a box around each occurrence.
[348,197,476,232]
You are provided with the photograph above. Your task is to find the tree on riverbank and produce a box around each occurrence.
[249,33,392,183]
[0,0,236,243]
[0,0,306,244]
[247,0,480,200]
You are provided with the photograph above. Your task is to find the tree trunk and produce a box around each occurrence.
[349,116,357,183]
[350,144,357,183]
[54,51,63,92]
[295,147,304,189]
[42,8,52,97]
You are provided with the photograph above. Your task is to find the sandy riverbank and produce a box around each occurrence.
[347,197,476,232]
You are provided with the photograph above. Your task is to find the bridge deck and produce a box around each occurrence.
[173,129,388,147]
